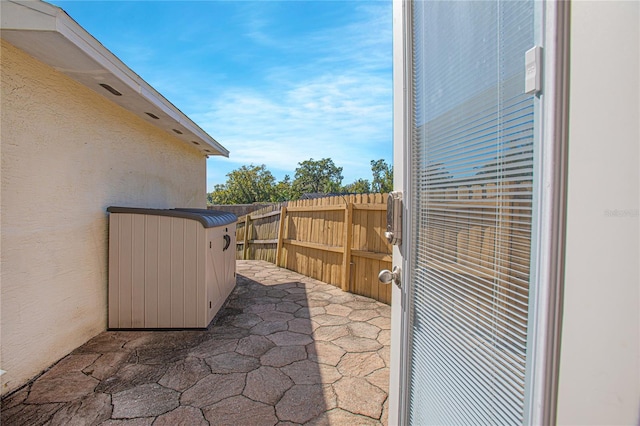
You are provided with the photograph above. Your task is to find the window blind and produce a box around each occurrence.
[408,1,535,424]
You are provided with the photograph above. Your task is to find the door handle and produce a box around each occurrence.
[386,191,402,245]
[223,234,231,251]
[378,266,401,288]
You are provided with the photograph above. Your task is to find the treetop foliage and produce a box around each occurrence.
[291,158,343,199]
[208,164,276,205]
[370,159,393,193]
[208,158,393,205]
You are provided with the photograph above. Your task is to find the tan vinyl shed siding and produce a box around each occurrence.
[107,213,236,329]
[108,214,207,328]
[1,39,207,395]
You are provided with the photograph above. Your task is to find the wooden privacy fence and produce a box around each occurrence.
[423,180,533,346]
[235,202,286,263]
[235,195,392,304]
[235,182,532,310]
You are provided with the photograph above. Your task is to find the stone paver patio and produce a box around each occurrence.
[1,260,390,425]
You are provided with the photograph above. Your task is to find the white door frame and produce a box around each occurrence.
[388,0,410,424]
[523,1,570,424]
[387,1,570,424]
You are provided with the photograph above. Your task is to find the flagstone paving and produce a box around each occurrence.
[1,260,390,425]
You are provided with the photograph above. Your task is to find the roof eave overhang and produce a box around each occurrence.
[0,0,229,158]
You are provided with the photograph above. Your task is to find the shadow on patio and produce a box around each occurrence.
[1,260,390,425]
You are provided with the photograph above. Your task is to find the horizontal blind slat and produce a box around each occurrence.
[408,0,535,424]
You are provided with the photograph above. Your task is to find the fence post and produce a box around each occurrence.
[243,215,251,260]
[275,206,287,267]
[341,202,353,292]
[236,216,245,259]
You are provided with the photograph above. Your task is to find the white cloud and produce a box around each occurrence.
[201,70,391,184]
[203,1,393,190]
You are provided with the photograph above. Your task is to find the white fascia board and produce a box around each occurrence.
[1,0,229,157]
[1,0,56,31]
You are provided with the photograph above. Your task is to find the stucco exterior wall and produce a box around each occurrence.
[1,39,207,395]
[556,2,639,424]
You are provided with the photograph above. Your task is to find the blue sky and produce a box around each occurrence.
[49,0,393,192]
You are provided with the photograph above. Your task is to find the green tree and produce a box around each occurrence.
[292,158,343,198]
[342,178,371,194]
[370,159,393,193]
[208,183,228,204]
[208,164,276,204]
[272,175,294,202]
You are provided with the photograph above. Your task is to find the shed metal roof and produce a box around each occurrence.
[0,0,229,158]
[107,207,237,228]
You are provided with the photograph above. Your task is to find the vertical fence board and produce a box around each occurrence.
[234,195,392,304]
[342,203,353,291]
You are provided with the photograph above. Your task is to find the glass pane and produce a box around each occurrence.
[408,1,535,424]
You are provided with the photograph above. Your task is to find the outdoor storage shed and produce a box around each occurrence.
[107,207,237,329]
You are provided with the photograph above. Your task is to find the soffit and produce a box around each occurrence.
[0,0,228,157]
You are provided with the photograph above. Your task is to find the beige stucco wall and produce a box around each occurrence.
[1,39,207,395]
[556,1,639,424]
